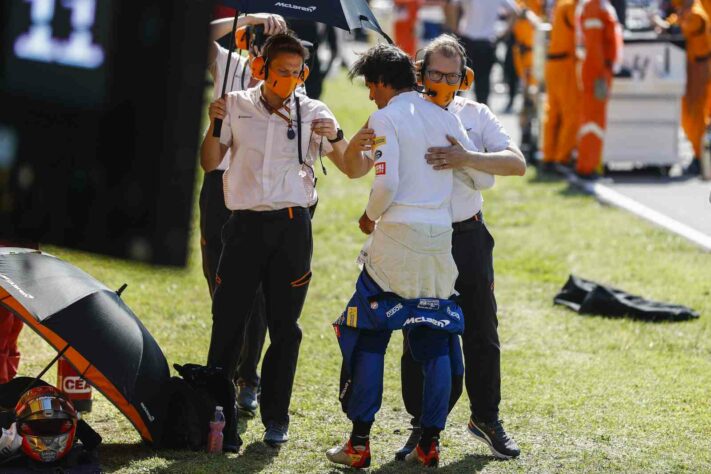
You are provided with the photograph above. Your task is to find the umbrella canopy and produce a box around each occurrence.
[0,248,169,444]
[219,0,392,42]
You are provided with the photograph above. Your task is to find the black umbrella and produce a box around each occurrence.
[219,0,391,41]
[0,248,170,445]
[212,0,391,136]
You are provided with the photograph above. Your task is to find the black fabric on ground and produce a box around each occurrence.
[554,275,699,321]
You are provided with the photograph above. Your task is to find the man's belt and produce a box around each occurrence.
[547,52,571,60]
[232,206,310,220]
[452,211,483,233]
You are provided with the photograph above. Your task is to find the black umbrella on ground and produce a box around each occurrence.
[0,248,170,445]
[212,0,391,136]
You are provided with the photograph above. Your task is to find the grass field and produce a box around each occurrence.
[17,72,711,473]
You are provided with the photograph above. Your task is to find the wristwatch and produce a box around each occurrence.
[328,128,344,144]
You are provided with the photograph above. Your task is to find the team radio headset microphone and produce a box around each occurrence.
[417,48,475,107]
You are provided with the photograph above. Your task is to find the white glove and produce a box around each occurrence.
[0,423,23,459]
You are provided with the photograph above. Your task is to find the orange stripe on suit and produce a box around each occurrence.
[576,0,622,175]
[543,0,580,164]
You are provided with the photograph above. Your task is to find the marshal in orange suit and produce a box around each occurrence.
[576,0,622,177]
[676,0,711,175]
[512,0,545,87]
[542,0,580,166]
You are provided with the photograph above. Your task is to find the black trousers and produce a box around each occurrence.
[199,170,267,387]
[208,207,313,426]
[401,216,500,424]
[460,37,497,105]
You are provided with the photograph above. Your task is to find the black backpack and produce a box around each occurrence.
[154,364,241,452]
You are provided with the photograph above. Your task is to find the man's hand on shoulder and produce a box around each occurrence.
[425,135,472,170]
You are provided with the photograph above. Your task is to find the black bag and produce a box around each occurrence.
[554,275,700,322]
[154,364,241,452]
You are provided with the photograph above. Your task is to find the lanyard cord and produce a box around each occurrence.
[295,96,303,165]
[259,95,293,130]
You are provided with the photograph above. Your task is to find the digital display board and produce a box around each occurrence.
[2,0,113,107]
[0,0,214,266]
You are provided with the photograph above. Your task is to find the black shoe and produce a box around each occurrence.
[575,170,600,181]
[236,381,259,414]
[684,159,701,176]
[467,417,520,459]
[539,162,559,174]
[263,422,289,448]
[395,426,421,461]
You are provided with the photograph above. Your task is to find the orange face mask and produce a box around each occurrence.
[424,79,459,107]
[265,71,300,100]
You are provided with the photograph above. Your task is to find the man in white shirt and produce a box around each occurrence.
[446,0,519,104]
[198,13,286,417]
[202,32,351,447]
[396,34,526,461]
[326,44,493,469]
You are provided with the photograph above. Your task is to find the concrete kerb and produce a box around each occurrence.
[560,167,711,252]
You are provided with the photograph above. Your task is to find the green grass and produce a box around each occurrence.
[17,72,711,473]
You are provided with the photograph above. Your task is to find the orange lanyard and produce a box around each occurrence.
[259,95,293,129]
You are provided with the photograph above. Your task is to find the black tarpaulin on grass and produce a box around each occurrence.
[554,275,699,322]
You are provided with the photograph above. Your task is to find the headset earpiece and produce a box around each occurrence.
[235,26,251,50]
[415,59,424,86]
[251,56,266,81]
[300,64,310,84]
[459,67,475,91]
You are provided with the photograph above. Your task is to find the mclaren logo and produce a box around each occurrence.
[403,316,451,328]
[0,273,34,299]
[274,2,317,12]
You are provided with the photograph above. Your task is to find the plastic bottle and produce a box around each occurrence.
[206,406,226,453]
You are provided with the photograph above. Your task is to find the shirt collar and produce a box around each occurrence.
[387,90,419,107]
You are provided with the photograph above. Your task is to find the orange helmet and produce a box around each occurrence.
[15,386,78,463]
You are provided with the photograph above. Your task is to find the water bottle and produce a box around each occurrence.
[206,406,226,453]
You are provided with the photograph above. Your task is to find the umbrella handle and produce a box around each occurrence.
[213,118,224,138]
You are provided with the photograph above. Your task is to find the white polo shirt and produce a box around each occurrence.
[219,86,338,211]
[448,96,511,223]
[212,43,253,101]
[364,91,492,227]
[453,0,518,42]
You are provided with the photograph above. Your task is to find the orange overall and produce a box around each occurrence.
[679,1,711,159]
[701,0,711,119]
[512,0,545,87]
[577,0,621,175]
[543,0,580,164]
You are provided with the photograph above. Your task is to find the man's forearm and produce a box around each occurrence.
[343,143,375,179]
[200,125,225,172]
[466,146,526,176]
[210,16,256,42]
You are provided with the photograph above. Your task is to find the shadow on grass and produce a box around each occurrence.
[99,439,279,473]
[367,454,496,473]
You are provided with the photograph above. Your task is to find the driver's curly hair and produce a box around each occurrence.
[348,43,417,90]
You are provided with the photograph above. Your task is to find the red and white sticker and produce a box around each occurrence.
[375,162,386,175]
